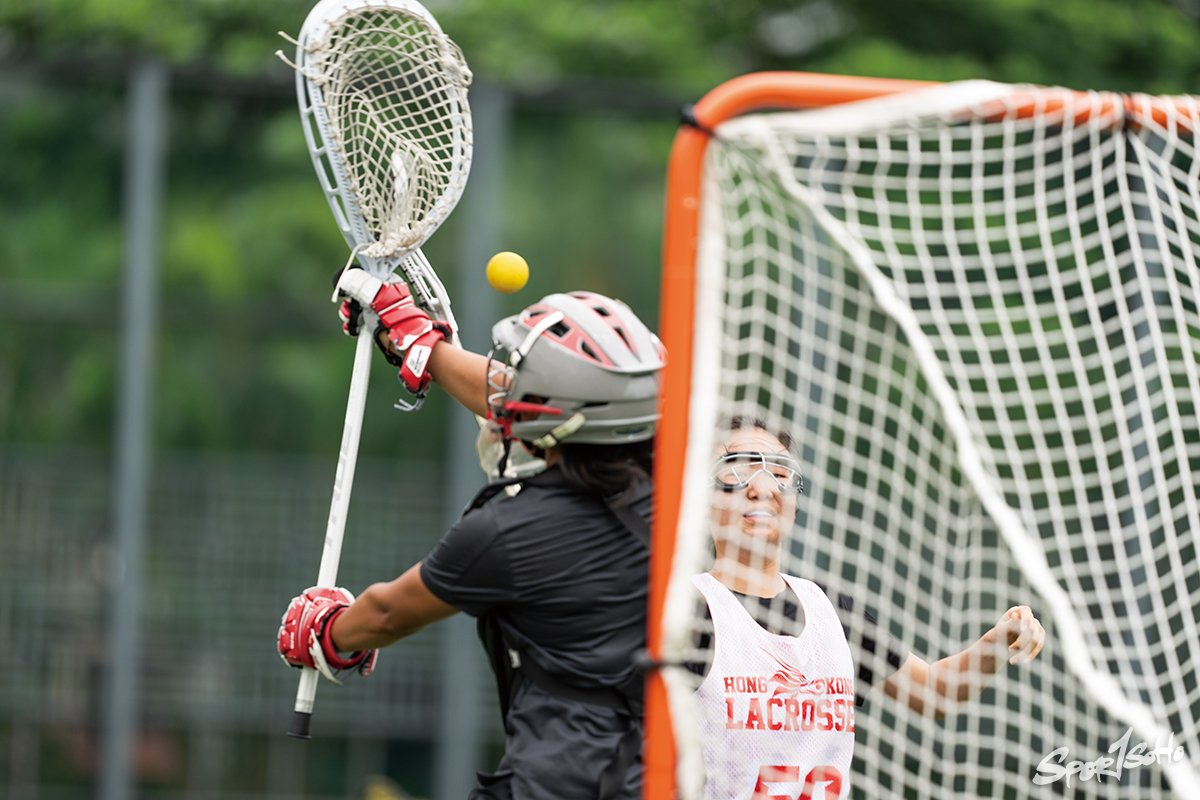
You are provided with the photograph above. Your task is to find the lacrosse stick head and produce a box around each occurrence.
[293,0,473,277]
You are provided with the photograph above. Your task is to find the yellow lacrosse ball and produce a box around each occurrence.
[486,251,529,294]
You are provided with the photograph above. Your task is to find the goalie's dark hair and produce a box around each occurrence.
[557,438,655,505]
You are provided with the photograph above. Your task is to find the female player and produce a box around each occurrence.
[691,417,1045,799]
[278,273,664,800]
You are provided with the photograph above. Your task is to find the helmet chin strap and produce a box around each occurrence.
[497,436,512,479]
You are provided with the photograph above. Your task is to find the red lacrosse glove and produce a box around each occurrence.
[277,586,378,684]
[334,269,451,398]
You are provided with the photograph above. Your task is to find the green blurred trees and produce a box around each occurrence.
[2,0,1199,456]
[7,0,1199,90]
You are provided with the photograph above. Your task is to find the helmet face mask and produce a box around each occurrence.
[485,291,665,449]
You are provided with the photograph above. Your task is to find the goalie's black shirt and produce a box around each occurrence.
[420,465,649,800]
[687,579,909,707]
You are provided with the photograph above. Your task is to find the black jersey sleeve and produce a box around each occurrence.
[822,586,909,705]
[419,503,518,616]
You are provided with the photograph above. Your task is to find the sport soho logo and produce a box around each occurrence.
[1033,728,1186,787]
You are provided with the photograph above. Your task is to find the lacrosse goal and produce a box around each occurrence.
[648,72,1200,799]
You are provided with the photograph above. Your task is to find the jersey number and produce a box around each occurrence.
[751,765,843,800]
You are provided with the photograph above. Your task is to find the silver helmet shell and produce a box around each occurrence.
[488,291,665,446]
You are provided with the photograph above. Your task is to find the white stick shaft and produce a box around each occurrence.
[317,331,373,587]
[293,656,321,718]
[291,332,374,731]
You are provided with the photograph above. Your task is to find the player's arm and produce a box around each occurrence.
[881,605,1045,718]
[336,270,493,417]
[427,344,493,418]
[371,327,493,417]
[277,564,459,683]
[329,562,459,650]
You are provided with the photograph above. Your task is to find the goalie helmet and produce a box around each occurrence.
[487,291,665,447]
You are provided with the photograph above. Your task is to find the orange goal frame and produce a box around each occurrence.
[646,71,932,799]
[646,70,1200,799]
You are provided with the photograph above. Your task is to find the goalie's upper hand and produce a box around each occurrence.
[333,269,451,398]
[277,586,378,684]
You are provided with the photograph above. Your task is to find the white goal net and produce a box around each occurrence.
[656,78,1200,799]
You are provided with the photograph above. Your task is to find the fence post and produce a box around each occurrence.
[100,57,168,800]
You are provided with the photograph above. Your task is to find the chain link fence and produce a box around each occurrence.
[0,446,500,798]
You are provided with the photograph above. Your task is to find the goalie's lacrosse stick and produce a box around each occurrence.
[278,0,472,739]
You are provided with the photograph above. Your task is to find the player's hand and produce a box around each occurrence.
[338,298,365,337]
[277,586,378,684]
[331,267,368,337]
[333,269,450,397]
[986,605,1045,665]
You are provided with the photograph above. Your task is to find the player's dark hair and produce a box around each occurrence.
[725,415,795,453]
[557,438,654,503]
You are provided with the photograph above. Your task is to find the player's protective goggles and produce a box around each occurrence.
[712,451,804,495]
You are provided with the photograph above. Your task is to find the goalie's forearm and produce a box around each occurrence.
[330,563,458,651]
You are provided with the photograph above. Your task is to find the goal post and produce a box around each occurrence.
[649,72,1200,799]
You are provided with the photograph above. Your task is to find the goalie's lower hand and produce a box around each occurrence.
[277,586,378,684]
[334,269,450,398]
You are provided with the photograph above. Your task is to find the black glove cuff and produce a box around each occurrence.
[371,329,407,369]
